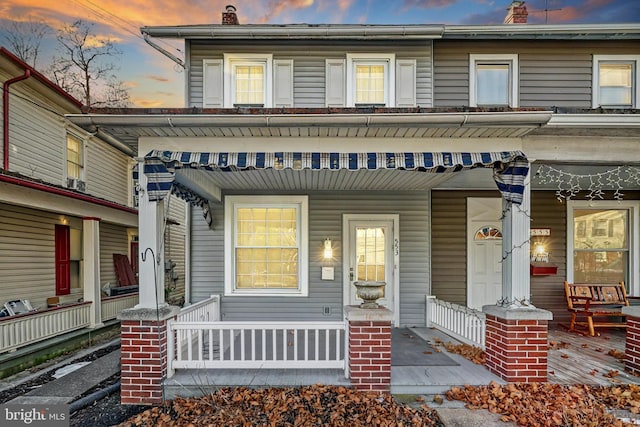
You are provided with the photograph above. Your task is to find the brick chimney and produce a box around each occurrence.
[222,5,239,25]
[504,0,528,24]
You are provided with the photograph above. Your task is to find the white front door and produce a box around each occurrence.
[467,198,503,310]
[343,214,399,324]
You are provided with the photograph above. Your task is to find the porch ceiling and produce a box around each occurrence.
[66,111,553,156]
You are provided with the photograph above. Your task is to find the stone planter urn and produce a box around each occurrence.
[354,281,386,308]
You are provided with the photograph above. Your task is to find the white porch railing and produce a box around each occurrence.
[426,296,486,349]
[177,294,221,322]
[167,320,345,377]
[0,302,91,354]
[101,293,138,322]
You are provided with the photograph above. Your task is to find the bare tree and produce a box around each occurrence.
[48,20,130,107]
[0,17,51,68]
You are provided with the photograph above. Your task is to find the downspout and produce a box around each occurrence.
[3,69,31,170]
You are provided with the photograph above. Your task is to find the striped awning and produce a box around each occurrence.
[142,150,529,219]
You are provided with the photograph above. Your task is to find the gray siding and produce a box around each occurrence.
[99,222,130,287]
[190,191,430,326]
[433,40,640,108]
[188,40,433,108]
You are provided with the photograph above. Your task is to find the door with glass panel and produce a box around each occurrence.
[346,219,394,309]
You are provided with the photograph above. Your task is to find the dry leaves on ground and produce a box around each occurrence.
[441,342,486,365]
[446,381,640,427]
[118,385,441,427]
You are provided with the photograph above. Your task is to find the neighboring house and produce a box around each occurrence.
[67,4,640,401]
[0,47,141,357]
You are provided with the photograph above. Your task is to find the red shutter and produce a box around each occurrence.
[55,224,71,295]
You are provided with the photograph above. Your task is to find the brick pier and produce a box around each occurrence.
[623,307,640,375]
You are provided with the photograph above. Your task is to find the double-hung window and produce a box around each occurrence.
[66,133,84,180]
[223,54,273,107]
[568,201,639,294]
[346,54,395,107]
[225,195,308,296]
[593,55,640,108]
[469,54,519,107]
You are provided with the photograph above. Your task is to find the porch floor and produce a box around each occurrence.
[163,325,640,399]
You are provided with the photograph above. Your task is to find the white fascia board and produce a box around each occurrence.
[548,114,640,128]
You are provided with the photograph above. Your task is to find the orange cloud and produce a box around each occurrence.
[402,0,459,9]
[147,75,169,82]
[132,98,165,108]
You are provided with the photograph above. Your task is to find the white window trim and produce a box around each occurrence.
[566,200,640,295]
[65,130,86,182]
[346,53,395,107]
[224,195,309,297]
[592,55,640,108]
[223,53,273,108]
[469,54,519,107]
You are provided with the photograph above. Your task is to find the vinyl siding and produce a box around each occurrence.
[190,191,430,326]
[99,222,130,288]
[86,137,132,205]
[0,203,58,310]
[431,190,500,306]
[188,40,433,108]
[433,40,640,108]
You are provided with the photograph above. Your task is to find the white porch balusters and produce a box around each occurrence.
[136,161,166,309]
[501,171,532,308]
[83,217,102,328]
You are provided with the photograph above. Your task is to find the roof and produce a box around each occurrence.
[0,47,83,109]
[140,23,640,41]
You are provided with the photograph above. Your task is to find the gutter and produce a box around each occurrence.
[3,69,31,169]
[547,114,640,128]
[67,111,553,129]
[141,24,445,40]
[0,173,138,215]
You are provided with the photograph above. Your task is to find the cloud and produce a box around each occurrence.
[132,98,164,108]
[402,0,459,9]
[256,0,315,23]
[147,74,169,82]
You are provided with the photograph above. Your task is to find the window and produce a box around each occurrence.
[225,195,308,296]
[66,133,84,179]
[593,56,640,108]
[223,54,273,107]
[568,201,639,293]
[346,54,395,107]
[469,54,519,107]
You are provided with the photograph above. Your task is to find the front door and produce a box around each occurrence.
[343,214,399,324]
[467,198,502,310]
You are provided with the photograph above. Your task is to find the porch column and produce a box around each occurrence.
[622,306,640,375]
[344,306,393,392]
[483,306,552,382]
[501,172,531,306]
[83,217,102,328]
[137,162,166,309]
[118,305,180,405]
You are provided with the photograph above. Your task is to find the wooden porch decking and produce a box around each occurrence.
[163,325,640,400]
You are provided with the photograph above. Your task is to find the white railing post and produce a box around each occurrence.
[425,295,435,328]
[167,317,175,378]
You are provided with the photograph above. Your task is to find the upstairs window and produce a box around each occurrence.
[347,54,395,107]
[66,133,84,180]
[469,54,519,107]
[223,54,273,107]
[593,56,639,108]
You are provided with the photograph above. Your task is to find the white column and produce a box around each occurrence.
[83,217,103,328]
[501,172,532,307]
[137,162,166,309]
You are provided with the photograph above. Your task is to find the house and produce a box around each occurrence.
[67,3,640,404]
[0,47,142,368]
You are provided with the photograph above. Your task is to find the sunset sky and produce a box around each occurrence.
[1,0,638,107]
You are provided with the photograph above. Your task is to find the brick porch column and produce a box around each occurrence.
[622,306,640,374]
[118,306,180,405]
[483,306,552,383]
[344,306,393,392]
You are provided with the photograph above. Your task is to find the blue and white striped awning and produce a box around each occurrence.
[142,150,529,214]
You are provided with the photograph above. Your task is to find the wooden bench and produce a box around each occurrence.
[564,281,637,336]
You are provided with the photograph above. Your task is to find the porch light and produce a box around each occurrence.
[531,242,549,263]
[323,238,333,259]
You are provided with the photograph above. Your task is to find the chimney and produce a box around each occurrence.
[504,0,528,24]
[222,5,239,25]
